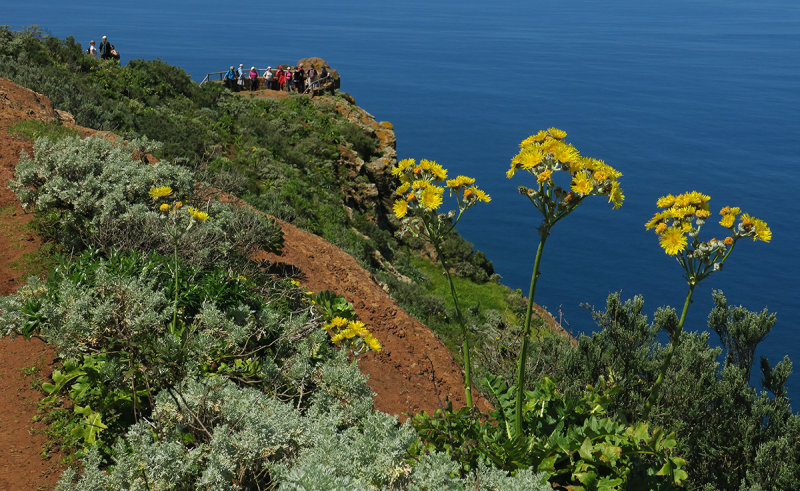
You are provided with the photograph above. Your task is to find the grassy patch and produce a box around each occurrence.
[8,120,80,142]
[410,254,519,322]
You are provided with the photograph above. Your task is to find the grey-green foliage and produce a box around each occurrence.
[57,371,549,490]
[708,289,777,381]
[8,136,282,271]
[526,292,800,490]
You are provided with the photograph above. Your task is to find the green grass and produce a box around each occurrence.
[8,120,80,142]
[410,254,520,323]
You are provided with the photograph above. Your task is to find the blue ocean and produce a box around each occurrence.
[5,0,800,401]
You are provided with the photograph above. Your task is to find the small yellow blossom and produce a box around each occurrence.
[149,186,173,198]
[392,199,408,219]
[753,218,772,243]
[571,172,593,195]
[159,203,170,212]
[720,213,736,229]
[187,207,209,221]
[447,175,476,189]
[609,181,624,208]
[657,194,676,209]
[466,186,491,203]
[548,127,567,139]
[659,227,688,256]
[420,185,444,211]
[537,169,552,184]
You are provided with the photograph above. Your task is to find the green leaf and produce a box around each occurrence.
[578,437,595,461]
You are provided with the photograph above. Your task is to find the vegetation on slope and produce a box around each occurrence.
[0,27,798,489]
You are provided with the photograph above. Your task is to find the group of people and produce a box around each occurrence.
[86,35,120,61]
[223,64,331,93]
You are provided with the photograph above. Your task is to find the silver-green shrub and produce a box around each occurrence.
[9,136,283,271]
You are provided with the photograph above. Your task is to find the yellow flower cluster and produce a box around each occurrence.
[507,128,624,210]
[323,316,382,352]
[391,159,489,220]
[646,191,771,257]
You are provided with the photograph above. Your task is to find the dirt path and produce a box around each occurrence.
[0,79,67,490]
[251,220,493,417]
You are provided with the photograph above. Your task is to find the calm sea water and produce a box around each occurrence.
[6,0,800,401]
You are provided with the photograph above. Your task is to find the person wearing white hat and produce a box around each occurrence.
[264,66,274,90]
[248,66,259,90]
[237,64,246,90]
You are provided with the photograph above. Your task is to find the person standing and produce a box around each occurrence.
[99,35,111,60]
[264,66,274,90]
[294,66,305,93]
[277,66,286,91]
[224,66,237,91]
[249,66,259,90]
[87,40,97,57]
[285,67,293,92]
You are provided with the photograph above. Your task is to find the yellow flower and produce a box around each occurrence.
[446,175,475,189]
[159,203,170,212]
[506,166,517,179]
[187,207,209,221]
[551,142,579,163]
[531,130,549,143]
[659,227,688,256]
[518,146,545,169]
[364,334,382,352]
[396,182,410,195]
[174,201,183,210]
[323,317,349,330]
[657,194,676,209]
[645,211,670,230]
[429,161,448,181]
[695,209,711,219]
[465,186,491,203]
[420,185,444,211]
[548,127,567,139]
[655,223,668,234]
[719,213,736,228]
[608,181,624,209]
[753,218,772,242]
[724,236,734,245]
[537,169,552,184]
[392,199,408,219]
[571,172,593,195]
[149,186,173,198]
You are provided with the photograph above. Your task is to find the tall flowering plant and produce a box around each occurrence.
[149,186,210,334]
[392,158,491,408]
[642,191,770,416]
[506,128,624,436]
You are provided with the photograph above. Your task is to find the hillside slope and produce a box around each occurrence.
[0,77,495,487]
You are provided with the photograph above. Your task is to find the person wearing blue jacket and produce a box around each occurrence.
[224,66,237,91]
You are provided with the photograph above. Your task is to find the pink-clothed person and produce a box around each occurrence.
[249,66,259,90]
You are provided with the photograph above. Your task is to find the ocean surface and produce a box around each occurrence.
[6,0,800,401]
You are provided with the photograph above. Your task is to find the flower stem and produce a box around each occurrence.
[514,228,548,437]
[643,283,695,419]
[432,236,473,409]
[172,237,179,332]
